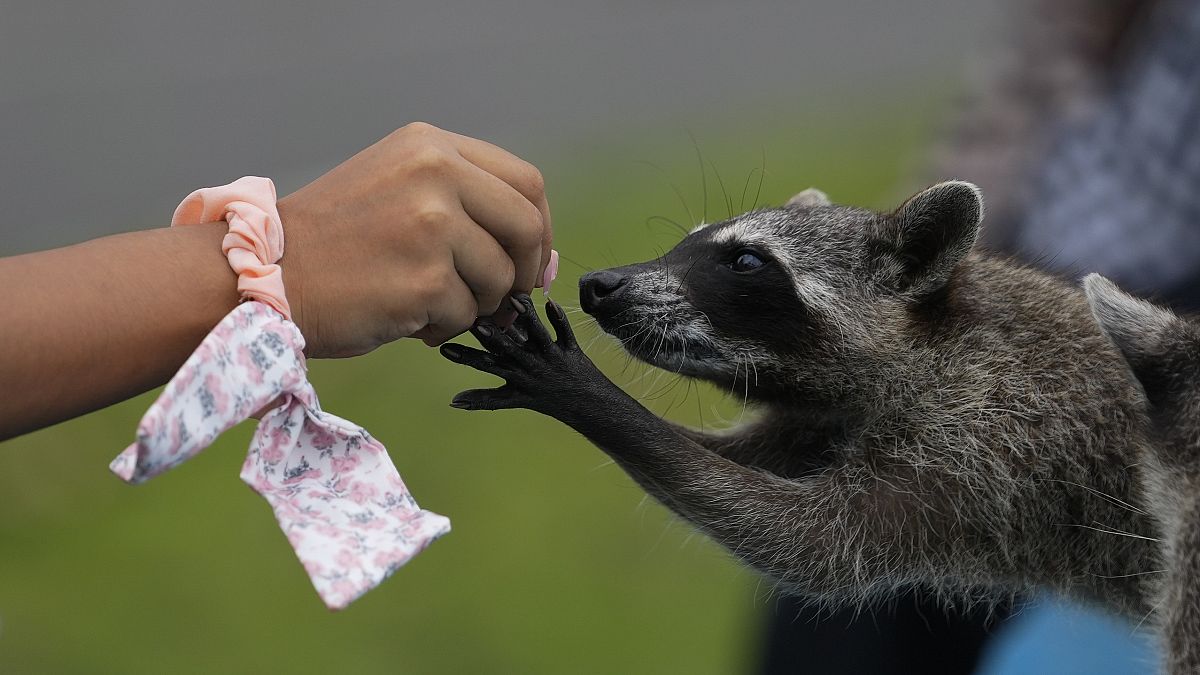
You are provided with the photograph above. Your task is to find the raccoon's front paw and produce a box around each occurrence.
[440,294,605,417]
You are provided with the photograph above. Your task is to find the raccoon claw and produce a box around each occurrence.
[449,385,532,411]
[440,294,592,416]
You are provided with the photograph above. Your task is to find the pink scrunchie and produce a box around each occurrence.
[172,176,290,319]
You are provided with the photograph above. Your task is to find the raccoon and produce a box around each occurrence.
[1085,274,1200,673]
[440,181,1161,618]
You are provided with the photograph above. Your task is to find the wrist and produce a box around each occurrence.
[275,194,314,353]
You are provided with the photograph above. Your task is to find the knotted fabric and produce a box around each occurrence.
[111,177,450,610]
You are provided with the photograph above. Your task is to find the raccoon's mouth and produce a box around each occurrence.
[599,317,726,376]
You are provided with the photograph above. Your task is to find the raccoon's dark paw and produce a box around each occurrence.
[440,294,602,416]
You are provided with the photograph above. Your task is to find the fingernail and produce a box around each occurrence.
[541,249,560,297]
[475,323,493,337]
[509,296,527,313]
[440,344,461,359]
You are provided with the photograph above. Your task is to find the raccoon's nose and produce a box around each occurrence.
[579,270,629,314]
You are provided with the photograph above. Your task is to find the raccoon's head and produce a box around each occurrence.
[1084,274,1200,457]
[579,181,983,403]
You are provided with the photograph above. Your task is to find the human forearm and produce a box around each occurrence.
[0,222,236,439]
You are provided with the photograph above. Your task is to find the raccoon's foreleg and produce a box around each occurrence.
[441,296,958,598]
[670,420,838,480]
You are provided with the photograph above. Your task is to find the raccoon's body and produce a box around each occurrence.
[444,182,1162,620]
[664,251,1160,614]
[1086,275,1200,674]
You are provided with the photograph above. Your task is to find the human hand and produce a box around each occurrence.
[276,122,553,357]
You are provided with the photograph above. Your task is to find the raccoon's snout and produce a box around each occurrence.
[579,269,629,315]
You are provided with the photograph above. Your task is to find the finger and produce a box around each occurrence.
[419,273,478,346]
[439,343,509,378]
[444,206,516,316]
[450,386,531,411]
[510,294,551,350]
[545,299,577,350]
[455,160,544,293]
[445,132,554,283]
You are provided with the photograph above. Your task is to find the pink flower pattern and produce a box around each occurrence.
[111,301,451,610]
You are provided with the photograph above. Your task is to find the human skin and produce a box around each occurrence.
[0,122,552,440]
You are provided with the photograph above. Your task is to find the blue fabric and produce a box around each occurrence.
[976,599,1161,675]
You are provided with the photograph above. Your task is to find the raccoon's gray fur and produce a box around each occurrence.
[1086,275,1200,674]
[444,182,1162,621]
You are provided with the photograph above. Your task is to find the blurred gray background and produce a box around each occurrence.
[1,0,1000,255]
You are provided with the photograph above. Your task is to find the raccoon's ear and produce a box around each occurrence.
[786,188,830,208]
[878,181,983,296]
[1083,274,1189,380]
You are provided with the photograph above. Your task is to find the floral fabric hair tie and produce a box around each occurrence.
[110,177,450,610]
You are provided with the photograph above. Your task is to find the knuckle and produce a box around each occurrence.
[406,144,454,176]
[399,121,442,138]
[513,162,546,199]
[408,203,454,235]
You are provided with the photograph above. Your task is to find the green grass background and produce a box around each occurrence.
[0,95,948,674]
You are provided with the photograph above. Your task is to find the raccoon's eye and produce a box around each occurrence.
[729,249,767,273]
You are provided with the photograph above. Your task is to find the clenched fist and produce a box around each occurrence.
[277,122,554,357]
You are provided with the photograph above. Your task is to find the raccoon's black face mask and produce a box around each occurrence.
[576,182,985,398]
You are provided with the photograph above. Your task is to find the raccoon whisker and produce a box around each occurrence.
[643,504,676,559]
[675,257,703,295]
[739,167,759,213]
[554,253,594,273]
[1037,478,1149,516]
[665,376,690,414]
[650,325,670,363]
[581,330,607,354]
[623,365,665,390]
[643,372,681,403]
[686,129,709,224]
[620,354,639,377]
[646,215,689,237]
[635,159,697,228]
[1132,596,1167,634]
[654,246,669,280]
[649,371,679,403]
[706,158,734,220]
[739,353,751,420]
[1055,523,1160,543]
[587,457,617,473]
[1089,569,1166,579]
[752,146,766,210]
[639,356,672,399]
